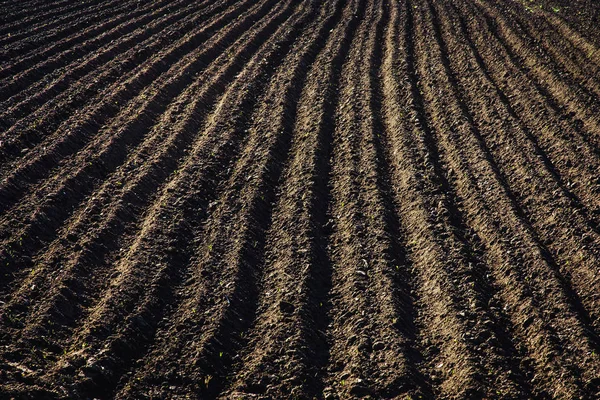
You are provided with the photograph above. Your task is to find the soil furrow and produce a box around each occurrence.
[469,0,600,158]
[321,0,417,397]
[448,0,600,229]
[219,0,365,397]
[483,0,600,82]
[370,1,434,397]
[0,0,229,168]
[541,11,600,69]
[0,0,183,88]
[477,0,600,125]
[116,3,340,396]
[448,0,600,336]
[374,0,519,396]
[0,0,260,215]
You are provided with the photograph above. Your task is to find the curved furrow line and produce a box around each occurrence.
[0,0,42,13]
[480,0,600,110]
[28,2,314,397]
[449,0,600,232]
[460,0,600,194]
[0,0,201,133]
[0,0,46,12]
[0,0,266,295]
[0,0,92,23]
[444,0,600,248]
[0,0,147,82]
[454,0,600,317]
[0,0,41,16]
[0,0,293,351]
[468,0,600,157]
[0,0,195,104]
[511,5,600,86]
[0,0,278,382]
[369,1,435,397]
[0,0,108,38]
[417,0,600,395]
[0,0,127,53]
[448,2,600,345]
[439,0,600,336]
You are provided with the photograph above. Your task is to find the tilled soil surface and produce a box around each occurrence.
[2,0,600,398]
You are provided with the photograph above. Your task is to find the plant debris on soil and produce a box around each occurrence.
[2,0,600,398]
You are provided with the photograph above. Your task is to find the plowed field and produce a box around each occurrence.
[2,0,600,398]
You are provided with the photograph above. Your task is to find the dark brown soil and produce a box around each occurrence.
[1,0,600,398]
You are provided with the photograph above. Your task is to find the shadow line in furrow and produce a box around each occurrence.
[481,0,600,104]
[158,2,326,396]
[0,0,129,82]
[399,0,534,396]
[542,12,600,70]
[447,0,600,351]
[0,0,190,85]
[0,0,200,133]
[0,0,99,26]
[442,0,600,263]
[322,0,429,396]
[456,0,600,347]
[0,0,293,351]
[284,0,366,394]
[300,0,379,395]
[0,0,50,17]
[0,0,267,299]
[482,3,600,169]
[0,0,282,317]
[35,2,312,397]
[421,0,571,394]
[441,0,600,286]
[0,0,122,41]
